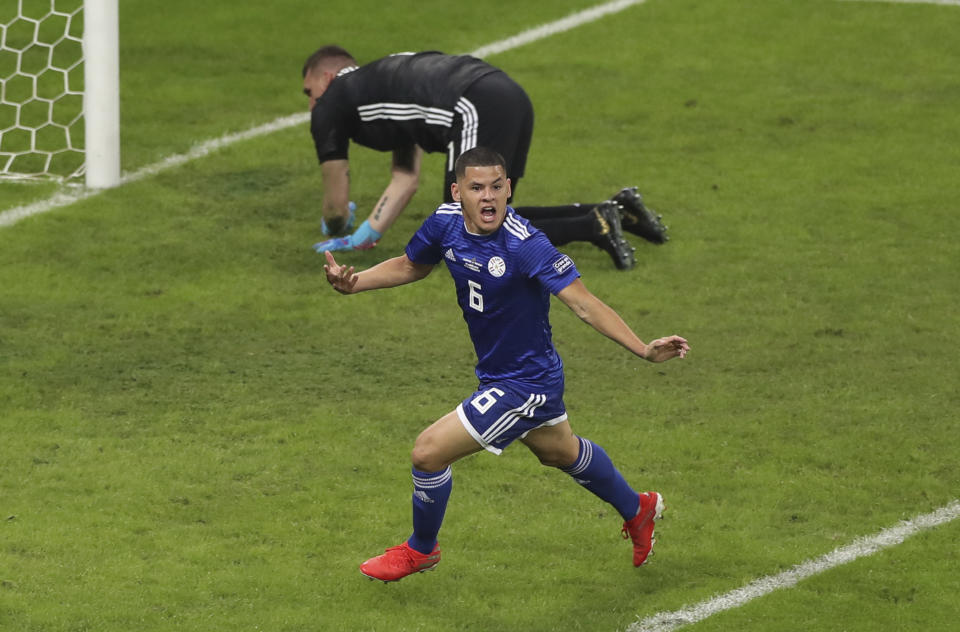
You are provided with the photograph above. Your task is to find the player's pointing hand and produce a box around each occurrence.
[324,250,359,294]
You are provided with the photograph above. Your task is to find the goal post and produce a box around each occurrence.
[82,0,120,188]
[0,0,120,188]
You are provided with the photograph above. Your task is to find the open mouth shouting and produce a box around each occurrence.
[480,205,498,223]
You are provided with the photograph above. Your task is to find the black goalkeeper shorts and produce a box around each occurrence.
[443,71,534,203]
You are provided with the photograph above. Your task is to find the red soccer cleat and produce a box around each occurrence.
[621,492,665,567]
[359,542,441,583]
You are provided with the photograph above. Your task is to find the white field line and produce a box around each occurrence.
[470,0,647,58]
[0,0,646,229]
[626,499,960,632]
[840,0,960,5]
[0,113,309,228]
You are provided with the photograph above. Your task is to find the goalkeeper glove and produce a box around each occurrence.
[313,220,382,253]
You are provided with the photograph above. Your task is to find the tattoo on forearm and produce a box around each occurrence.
[373,197,388,221]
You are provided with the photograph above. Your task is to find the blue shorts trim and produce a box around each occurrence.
[456,381,567,455]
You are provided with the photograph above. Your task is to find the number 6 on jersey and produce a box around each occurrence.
[468,280,484,312]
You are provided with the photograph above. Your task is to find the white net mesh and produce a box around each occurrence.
[0,0,85,181]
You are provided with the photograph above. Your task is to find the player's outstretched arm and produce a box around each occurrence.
[323,250,433,295]
[556,279,689,362]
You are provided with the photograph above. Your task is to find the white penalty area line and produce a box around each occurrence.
[626,499,960,632]
[0,0,646,230]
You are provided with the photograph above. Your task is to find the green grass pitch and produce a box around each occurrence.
[1,1,958,630]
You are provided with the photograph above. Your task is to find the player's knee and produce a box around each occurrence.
[534,452,561,468]
[535,445,580,469]
[529,429,579,467]
[410,440,442,472]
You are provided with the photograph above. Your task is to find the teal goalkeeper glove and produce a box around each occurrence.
[312,220,382,253]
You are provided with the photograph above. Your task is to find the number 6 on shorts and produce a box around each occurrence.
[470,387,505,415]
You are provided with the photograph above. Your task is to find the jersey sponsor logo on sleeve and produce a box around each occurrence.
[553,254,574,274]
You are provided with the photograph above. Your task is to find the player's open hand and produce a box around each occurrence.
[644,335,690,362]
[323,250,359,294]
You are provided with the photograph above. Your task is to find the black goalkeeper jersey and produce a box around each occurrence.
[310,51,501,162]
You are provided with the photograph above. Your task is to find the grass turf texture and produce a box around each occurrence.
[2,0,959,630]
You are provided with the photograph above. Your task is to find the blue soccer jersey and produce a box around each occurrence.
[405,204,580,385]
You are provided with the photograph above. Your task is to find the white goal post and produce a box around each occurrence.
[0,0,120,188]
[82,0,119,188]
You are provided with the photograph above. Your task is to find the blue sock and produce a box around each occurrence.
[407,466,452,554]
[562,437,640,520]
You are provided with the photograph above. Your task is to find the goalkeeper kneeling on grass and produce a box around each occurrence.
[303,45,669,271]
[322,147,689,582]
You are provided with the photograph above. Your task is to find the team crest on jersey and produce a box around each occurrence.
[487,256,506,277]
[553,254,574,274]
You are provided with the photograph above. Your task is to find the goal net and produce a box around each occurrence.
[0,0,119,187]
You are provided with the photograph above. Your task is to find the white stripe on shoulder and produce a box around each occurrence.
[436,203,463,215]
[503,213,531,240]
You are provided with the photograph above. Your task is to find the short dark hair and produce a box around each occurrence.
[454,147,507,179]
[302,45,355,77]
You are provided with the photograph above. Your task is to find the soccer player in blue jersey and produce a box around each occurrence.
[324,147,689,582]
